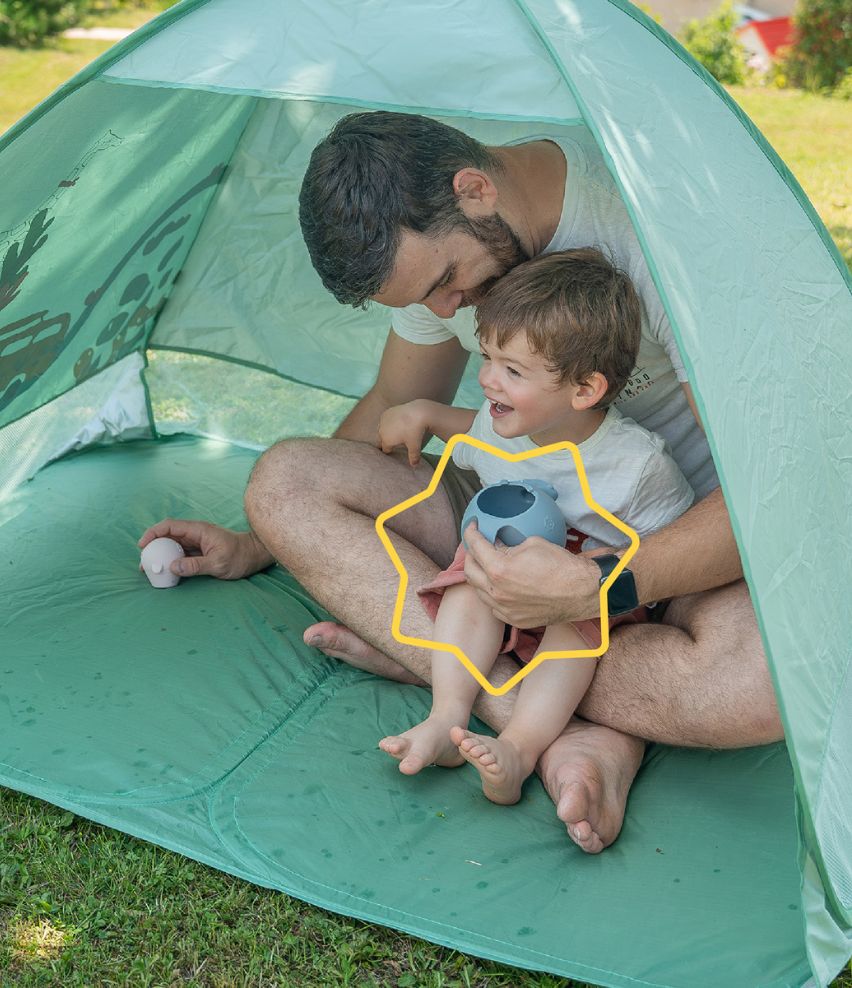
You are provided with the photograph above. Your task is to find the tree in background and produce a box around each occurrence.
[782,0,852,91]
[0,0,90,46]
[680,1,748,85]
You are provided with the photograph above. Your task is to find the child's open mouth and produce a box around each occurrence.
[489,400,514,418]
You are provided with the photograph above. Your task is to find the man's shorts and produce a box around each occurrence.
[421,452,481,533]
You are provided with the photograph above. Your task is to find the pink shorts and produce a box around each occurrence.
[418,541,646,664]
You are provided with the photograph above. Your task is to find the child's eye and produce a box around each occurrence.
[507,367,521,377]
[479,351,490,361]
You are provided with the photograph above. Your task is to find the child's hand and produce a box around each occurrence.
[378,400,429,466]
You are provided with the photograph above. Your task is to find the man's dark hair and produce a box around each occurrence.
[298,112,502,308]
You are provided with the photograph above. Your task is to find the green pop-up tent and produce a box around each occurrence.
[1,1,850,985]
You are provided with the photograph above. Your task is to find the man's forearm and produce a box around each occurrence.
[625,487,743,603]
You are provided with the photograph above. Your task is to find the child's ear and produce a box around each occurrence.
[572,372,609,410]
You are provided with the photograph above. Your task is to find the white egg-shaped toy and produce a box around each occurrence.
[140,537,185,589]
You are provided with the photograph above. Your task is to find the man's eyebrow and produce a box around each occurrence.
[418,264,454,304]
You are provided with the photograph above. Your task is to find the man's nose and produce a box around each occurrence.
[424,290,464,320]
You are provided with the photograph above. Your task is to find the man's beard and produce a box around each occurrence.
[460,213,530,307]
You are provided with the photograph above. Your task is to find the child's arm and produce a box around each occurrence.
[378,400,477,466]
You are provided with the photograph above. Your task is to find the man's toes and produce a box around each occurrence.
[569,828,604,854]
[556,780,590,826]
[304,621,335,647]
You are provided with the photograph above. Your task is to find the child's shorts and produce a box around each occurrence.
[417,542,646,664]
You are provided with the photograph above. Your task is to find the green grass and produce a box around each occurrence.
[728,84,852,271]
[0,789,593,988]
[0,3,178,139]
[80,0,177,30]
[2,9,851,986]
[1,787,850,986]
[0,37,111,135]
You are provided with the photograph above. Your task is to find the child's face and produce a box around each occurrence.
[477,332,587,445]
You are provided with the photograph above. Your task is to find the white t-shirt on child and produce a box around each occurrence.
[452,403,695,551]
[391,128,719,501]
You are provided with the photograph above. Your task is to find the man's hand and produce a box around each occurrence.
[137,519,275,580]
[463,523,602,627]
[377,400,429,466]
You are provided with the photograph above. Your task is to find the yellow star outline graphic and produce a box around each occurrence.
[375,434,640,696]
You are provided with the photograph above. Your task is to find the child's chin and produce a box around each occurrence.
[493,420,521,438]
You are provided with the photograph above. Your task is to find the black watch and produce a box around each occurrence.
[592,554,639,616]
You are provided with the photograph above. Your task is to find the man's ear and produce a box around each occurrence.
[572,372,609,410]
[453,167,498,214]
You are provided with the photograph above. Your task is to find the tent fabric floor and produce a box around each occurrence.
[0,435,810,988]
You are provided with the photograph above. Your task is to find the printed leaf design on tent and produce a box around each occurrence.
[0,165,225,414]
[0,209,53,313]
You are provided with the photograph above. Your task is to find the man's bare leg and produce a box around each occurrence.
[576,581,783,747]
[245,437,643,851]
[246,437,461,673]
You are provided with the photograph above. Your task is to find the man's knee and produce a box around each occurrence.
[245,437,329,523]
[663,582,783,745]
[663,582,760,674]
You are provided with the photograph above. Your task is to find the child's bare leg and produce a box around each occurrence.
[451,623,595,804]
[380,584,503,775]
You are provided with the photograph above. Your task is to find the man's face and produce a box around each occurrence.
[372,214,528,319]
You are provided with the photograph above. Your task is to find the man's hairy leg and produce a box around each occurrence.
[575,580,783,748]
[244,437,643,852]
[245,437,461,681]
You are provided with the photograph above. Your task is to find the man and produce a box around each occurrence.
[139,112,781,854]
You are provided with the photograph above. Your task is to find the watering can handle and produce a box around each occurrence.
[520,479,559,501]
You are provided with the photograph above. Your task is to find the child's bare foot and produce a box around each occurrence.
[380,716,465,775]
[450,726,535,805]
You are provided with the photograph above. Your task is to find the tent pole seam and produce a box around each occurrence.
[98,75,584,128]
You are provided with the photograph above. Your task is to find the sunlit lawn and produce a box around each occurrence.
[728,84,851,269]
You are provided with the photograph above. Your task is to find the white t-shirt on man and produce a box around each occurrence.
[453,403,695,551]
[391,128,719,501]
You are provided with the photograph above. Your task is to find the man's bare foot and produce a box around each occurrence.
[304,622,425,685]
[450,726,535,805]
[380,716,466,774]
[537,719,645,854]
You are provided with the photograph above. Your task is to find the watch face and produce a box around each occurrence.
[605,569,639,616]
